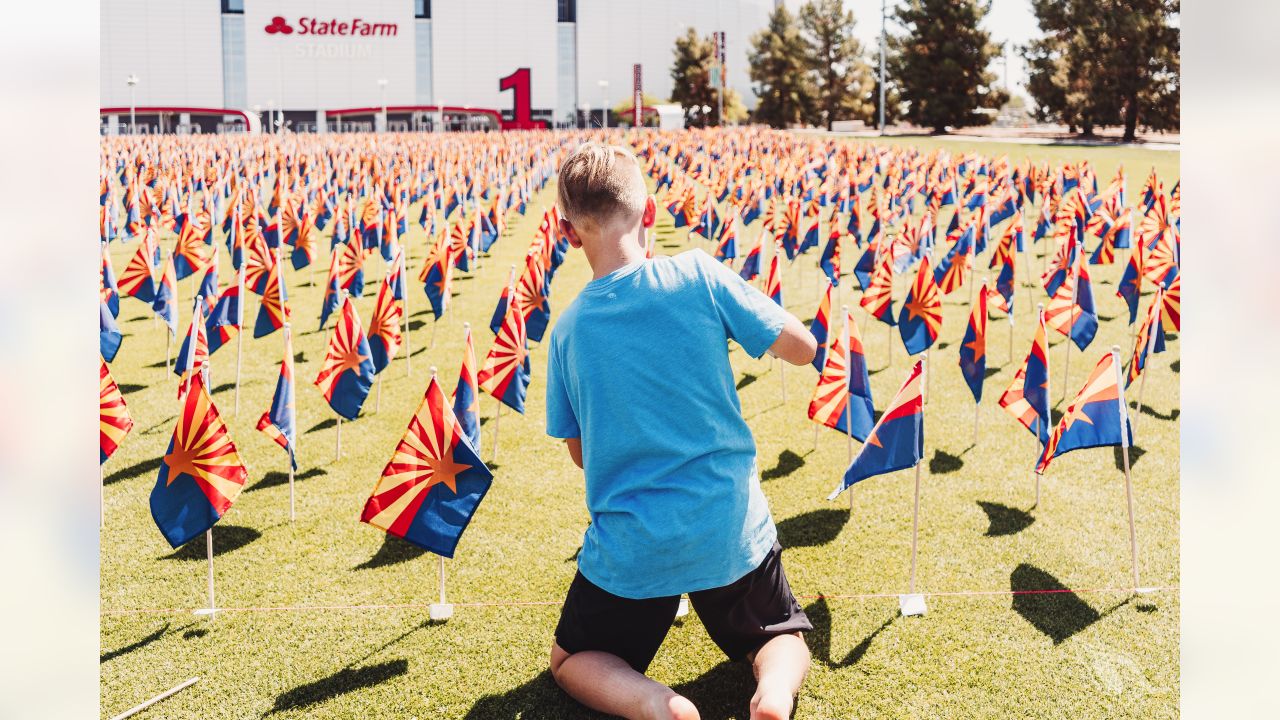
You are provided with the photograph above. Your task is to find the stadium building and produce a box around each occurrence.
[100,0,774,134]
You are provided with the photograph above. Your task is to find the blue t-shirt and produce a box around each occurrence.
[545,249,789,599]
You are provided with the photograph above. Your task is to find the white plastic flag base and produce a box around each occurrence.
[429,602,454,621]
[192,608,218,618]
[676,597,690,618]
[1134,587,1159,595]
[898,593,927,617]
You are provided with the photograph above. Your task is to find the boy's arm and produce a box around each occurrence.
[767,313,818,366]
[565,438,584,469]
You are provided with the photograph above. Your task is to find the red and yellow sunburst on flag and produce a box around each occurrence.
[100,358,133,464]
[478,286,531,414]
[809,317,851,431]
[338,238,367,292]
[360,373,493,557]
[118,229,159,300]
[368,273,404,373]
[860,254,896,325]
[1161,272,1180,332]
[150,372,248,548]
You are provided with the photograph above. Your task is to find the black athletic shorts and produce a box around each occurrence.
[553,541,812,672]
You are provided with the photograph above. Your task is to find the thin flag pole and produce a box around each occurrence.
[203,528,216,619]
[492,399,503,464]
[1133,285,1165,436]
[439,554,447,605]
[285,322,296,522]
[107,677,201,720]
[335,416,342,461]
[402,249,412,376]
[845,310,856,511]
[909,460,922,594]
[234,254,245,416]
[1062,243,1080,402]
[1112,345,1141,591]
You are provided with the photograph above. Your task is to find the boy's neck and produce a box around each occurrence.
[584,225,647,281]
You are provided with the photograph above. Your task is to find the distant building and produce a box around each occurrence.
[100,0,773,133]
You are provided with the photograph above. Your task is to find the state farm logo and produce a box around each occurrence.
[263,17,399,37]
[264,16,293,35]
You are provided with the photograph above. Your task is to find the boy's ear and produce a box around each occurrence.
[559,217,582,249]
[641,196,656,229]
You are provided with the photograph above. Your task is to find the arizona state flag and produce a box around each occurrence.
[860,254,896,326]
[152,254,179,335]
[368,271,404,373]
[810,279,832,371]
[338,239,366,297]
[118,230,159,303]
[101,244,120,318]
[478,284,532,414]
[818,227,841,287]
[714,213,738,261]
[205,284,241,356]
[319,246,342,329]
[361,372,494,557]
[149,372,248,548]
[738,232,763,281]
[959,283,990,402]
[1127,287,1167,388]
[828,359,924,499]
[1045,261,1099,351]
[1160,274,1180,332]
[257,326,297,469]
[1001,306,1051,444]
[898,255,942,355]
[1036,351,1132,474]
[934,224,973,295]
[764,242,783,306]
[453,323,482,452]
[808,307,875,440]
[314,295,376,420]
[174,296,210,398]
[100,358,133,464]
[101,299,123,363]
[253,253,289,338]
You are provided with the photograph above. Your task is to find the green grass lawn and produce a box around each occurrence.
[101,137,1179,719]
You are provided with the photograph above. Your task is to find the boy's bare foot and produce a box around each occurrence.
[749,681,794,720]
[648,693,700,720]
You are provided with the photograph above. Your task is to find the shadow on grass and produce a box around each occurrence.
[101,622,172,663]
[735,373,758,391]
[165,525,262,561]
[937,341,951,351]
[929,449,964,475]
[761,449,806,481]
[212,382,236,394]
[776,508,848,549]
[139,415,177,436]
[308,418,338,434]
[1170,360,1179,373]
[267,660,409,715]
[354,534,428,571]
[104,456,163,485]
[462,670,607,720]
[976,501,1036,537]
[408,319,429,331]
[808,598,895,668]
[117,383,148,394]
[247,467,327,493]
[1136,404,1179,421]
[1010,564,1100,644]
[293,351,306,364]
[1113,445,1147,471]
[983,367,1002,380]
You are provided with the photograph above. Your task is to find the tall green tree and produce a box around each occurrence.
[888,0,1007,133]
[748,4,817,128]
[669,28,720,127]
[799,0,874,129]
[1024,1,1179,140]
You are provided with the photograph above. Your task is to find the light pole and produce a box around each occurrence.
[377,78,388,132]
[126,74,139,135]
[598,80,609,130]
[878,0,886,134]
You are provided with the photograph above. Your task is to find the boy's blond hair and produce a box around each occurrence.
[556,142,648,232]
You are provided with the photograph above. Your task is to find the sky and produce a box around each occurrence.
[785,0,1040,97]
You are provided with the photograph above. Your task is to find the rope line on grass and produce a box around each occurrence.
[100,585,1177,617]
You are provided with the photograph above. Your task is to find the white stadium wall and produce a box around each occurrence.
[101,0,225,108]
[243,0,417,111]
[99,0,772,124]
[430,0,559,116]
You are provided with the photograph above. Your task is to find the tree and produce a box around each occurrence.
[888,0,1008,133]
[799,0,874,129]
[669,29,720,128]
[748,4,817,128]
[1024,0,1179,140]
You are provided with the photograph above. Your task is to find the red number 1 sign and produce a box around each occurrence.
[498,68,546,130]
